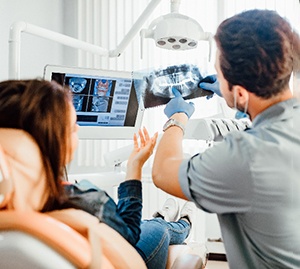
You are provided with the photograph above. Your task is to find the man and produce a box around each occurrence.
[152,9,300,269]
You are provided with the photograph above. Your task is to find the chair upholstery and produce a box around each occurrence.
[167,245,203,269]
[0,211,91,269]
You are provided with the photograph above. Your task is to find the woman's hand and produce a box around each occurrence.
[126,127,158,180]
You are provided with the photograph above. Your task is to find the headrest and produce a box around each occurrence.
[0,128,42,171]
[0,128,46,210]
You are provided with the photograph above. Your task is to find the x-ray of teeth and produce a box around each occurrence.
[133,64,213,109]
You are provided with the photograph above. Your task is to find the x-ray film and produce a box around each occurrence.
[133,64,213,109]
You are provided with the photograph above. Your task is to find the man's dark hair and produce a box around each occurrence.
[215,9,300,98]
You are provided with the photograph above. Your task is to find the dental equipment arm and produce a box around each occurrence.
[9,21,109,79]
[9,0,163,79]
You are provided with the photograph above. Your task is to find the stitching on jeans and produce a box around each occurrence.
[146,230,169,263]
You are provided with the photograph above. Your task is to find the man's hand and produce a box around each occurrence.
[199,75,222,99]
[164,87,195,118]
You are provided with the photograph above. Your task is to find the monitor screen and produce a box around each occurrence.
[43,65,144,140]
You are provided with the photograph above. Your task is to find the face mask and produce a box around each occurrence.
[233,88,249,119]
[235,110,249,119]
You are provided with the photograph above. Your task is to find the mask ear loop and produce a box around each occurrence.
[243,94,249,115]
[244,100,249,114]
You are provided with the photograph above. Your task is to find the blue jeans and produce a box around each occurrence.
[136,218,190,269]
[106,182,191,268]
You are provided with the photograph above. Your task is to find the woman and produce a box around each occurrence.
[0,79,194,269]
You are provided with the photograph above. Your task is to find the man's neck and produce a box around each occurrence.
[248,88,293,121]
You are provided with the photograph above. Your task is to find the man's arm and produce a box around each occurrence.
[152,112,189,199]
[152,87,196,199]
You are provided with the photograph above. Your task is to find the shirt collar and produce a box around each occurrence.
[252,98,299,128]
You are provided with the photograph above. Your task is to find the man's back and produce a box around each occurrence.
[219,98,300,268]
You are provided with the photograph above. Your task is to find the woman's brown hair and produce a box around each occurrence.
[0,79,72,211]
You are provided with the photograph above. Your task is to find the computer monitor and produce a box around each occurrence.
[43,65,144,140]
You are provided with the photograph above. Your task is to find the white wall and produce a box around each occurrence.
[0,0,65,80]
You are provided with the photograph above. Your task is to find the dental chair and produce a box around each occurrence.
[0,128,203,269]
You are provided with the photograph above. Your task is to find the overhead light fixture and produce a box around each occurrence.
[140,0,212,58]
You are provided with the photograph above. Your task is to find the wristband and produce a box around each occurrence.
[163,118,185,134]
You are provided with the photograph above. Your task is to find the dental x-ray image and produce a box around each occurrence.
[92,79,113,112]
[69,77,88,111]
[134,64,213,109]
[69,77,87,93]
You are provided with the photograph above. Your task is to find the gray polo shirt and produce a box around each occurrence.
[179,98,300,269]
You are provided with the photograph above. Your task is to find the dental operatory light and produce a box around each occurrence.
[140,0,212,58]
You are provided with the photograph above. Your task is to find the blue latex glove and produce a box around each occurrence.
[199,75,222,99]
[164,87,195,118]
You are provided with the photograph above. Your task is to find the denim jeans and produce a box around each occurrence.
[135,218,190,269]
[117,181,191,268]
[111,180,191,263]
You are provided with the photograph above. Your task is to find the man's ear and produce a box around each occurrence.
[233,85,249,105]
